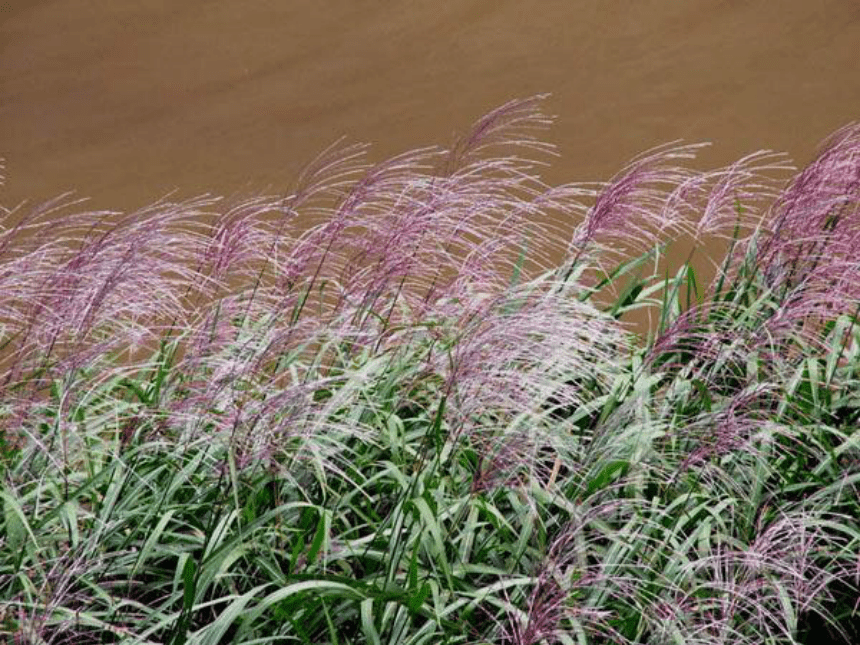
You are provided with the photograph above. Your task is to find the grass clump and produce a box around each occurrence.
[1,97,858,644]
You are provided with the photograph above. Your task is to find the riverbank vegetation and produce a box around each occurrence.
[1,97,858,644]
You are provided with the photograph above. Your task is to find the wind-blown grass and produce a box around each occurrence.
[1,97,858,644]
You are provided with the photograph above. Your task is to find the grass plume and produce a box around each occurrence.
[1,97,858,644]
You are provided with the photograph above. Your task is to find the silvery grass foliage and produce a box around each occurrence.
[0,97,858,645]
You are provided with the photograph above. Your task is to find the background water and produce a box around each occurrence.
[2,1,859,270]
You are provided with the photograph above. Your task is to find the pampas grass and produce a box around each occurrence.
[1,97,858,644]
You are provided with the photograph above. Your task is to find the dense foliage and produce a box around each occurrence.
[1,98,858,644]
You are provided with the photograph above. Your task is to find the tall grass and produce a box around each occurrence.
[1,97,858,644]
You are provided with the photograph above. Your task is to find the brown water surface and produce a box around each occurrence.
[2,1,859,257]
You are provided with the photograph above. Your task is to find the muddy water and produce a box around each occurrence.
[2,1,859,276]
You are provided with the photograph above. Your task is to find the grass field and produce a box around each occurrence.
[1,97,858,644]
